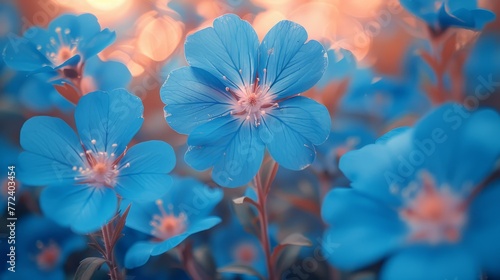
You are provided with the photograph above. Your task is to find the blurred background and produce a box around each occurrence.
[1,0,499,279]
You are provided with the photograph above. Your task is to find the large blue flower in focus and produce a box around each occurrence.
[322,103,500,279]
[161,14,330,187]
[18,89,175,234]
[124,178,223,268]
[1,215,86,280]
[400,0,495,34]
[2,13,115,83]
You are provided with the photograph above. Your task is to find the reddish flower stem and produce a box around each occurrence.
[101,221,122,280]
[254,160,279,280]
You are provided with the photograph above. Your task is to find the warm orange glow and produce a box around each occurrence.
[86,0,128,11]
[136,12,184,62]
[253,10,286,40]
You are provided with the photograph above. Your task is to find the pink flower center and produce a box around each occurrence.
[74,140,130,187]
[39,27,79,66]
[399,173,466,244]
[234,243,257,264]
[227,69,278,126]
[150,199,187,240]
[36,242,60,271]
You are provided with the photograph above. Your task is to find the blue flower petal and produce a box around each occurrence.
[151,216,222,256]
[19,116,84,186]
[40,184,117,234]
[261,96,330,170]
[185,116,265,187]
[115,140,175,201]
[75,89,143,156]
[78,29,116,58]
[380,245,479,280]
[124,241,157,269]
[463,181,500,276]
[161,67,233,134]
[3,37,52,71]
[339,127,414,207]
[321,189,406,270]
[258,20,327,99]
[125,217,221,268]
[47,14,101,44]
[316,48,356,89]
[185,14,259,91]
[413,103,500,189]
[83,56,131,90]
[161,178,223,221]
[123,199,158,235]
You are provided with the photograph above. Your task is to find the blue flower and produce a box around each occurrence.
[16,56,131,111]
[2,13,115,83]
[400,0,495,34]
[2,215,86,280]
[211,218,266,279]
[161,14,330,187]
[124,178,223,268]
[18,89,175,233]
[322,103,500,279]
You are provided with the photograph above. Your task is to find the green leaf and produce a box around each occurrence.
[74,257,106,280]
[218,264,265,280]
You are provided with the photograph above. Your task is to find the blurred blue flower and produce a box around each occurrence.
[400,0,495,34]
[11,56,131,112]
[338,68,430,126]
[124,178,223,268]
[18,89,175,233]
[0,2,21,72]
[211,218,266,279]
[315,48,357,90]
[2,215,86,280]
[464,33,500,98]
[3,13,115,83]
[322,103,500,279]
[161,14,330,187]
[16,72,74,112]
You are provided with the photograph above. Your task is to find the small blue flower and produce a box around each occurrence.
[2,215,86,280]
[322,103,500,279]
[124,178,223,268]
[161,14,330,187]
[2,13,115,83]
[211,218,266,279]
[400,0,495,34]
[18,89,175,233]
[14,56,131,112]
